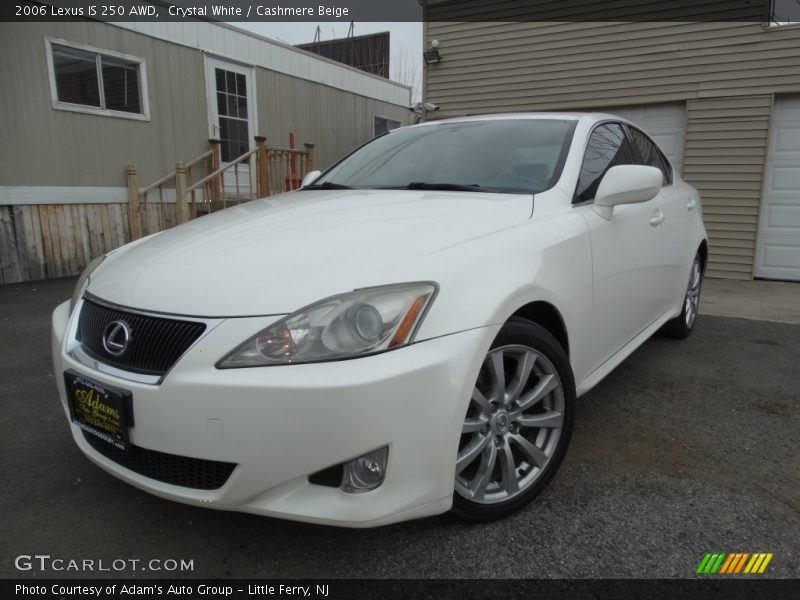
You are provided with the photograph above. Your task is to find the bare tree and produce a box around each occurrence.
[391,46,422,103]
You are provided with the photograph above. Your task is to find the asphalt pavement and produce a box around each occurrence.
[1,277,798,578]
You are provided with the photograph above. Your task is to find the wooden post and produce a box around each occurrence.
[303,143,315,174]
[126,164,142,241]
[209,139,221,202]
[255,135,269,197]
[175,161,189,224]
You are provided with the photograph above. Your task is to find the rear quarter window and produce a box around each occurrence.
[628,127,673,185]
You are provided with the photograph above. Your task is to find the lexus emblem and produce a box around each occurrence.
[495,413,510,433]
[102,320,132,357]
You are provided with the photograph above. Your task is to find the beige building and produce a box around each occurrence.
[0,20,411,284]
[423,9,800,281]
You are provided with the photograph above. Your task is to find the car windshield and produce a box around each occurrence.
[312,118,578,195]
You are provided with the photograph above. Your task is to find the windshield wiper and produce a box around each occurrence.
[404,182,483,192]
[302,181,352,190]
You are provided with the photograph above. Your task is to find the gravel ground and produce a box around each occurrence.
[1,277,797,579]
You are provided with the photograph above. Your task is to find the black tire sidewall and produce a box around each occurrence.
[450,318,576,522]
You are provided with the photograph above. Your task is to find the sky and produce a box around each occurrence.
[234,22,423,99]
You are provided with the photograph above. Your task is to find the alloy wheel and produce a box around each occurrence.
[685,257,702,328]
[455,345,565,504]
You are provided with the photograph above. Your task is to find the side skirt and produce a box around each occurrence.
[575,297,683,397]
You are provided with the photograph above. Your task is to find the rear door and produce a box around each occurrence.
[627,125,693,302]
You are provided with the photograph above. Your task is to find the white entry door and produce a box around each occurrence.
[755,95,800,281]
[205,57,256,199]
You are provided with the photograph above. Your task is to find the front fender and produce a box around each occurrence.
[414,211,594,386]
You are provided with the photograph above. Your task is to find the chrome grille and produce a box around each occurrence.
[77,298,206,376]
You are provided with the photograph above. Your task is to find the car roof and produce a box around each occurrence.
[412,112,628,127]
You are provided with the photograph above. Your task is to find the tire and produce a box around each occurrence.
[660,252,703,339]
[451,318,575,523]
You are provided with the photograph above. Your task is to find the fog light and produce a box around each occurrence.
[342,447,388,493]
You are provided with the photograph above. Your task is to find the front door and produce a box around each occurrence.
[205,57,256,200]
[574,122,676,371]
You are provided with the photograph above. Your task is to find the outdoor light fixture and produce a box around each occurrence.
[424,39,441,64]
[423,49,441,64]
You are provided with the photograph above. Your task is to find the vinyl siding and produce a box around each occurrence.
[255,71,410,171]
[424,11,800,279]
[681,96,772,279]
[426,0,765,23]
[0,21,208,188]
[424,22,800,116]
[0,22,409,188]
[117,22,409,107]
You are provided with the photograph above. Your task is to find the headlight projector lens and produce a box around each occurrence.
[352,303,383,342]
[216,282,437,368]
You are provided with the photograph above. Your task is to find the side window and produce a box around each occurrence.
[629,127,673,185]
[575,123,637,202]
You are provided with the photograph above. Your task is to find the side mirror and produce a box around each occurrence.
[593,165,662,219]
[301,170,322,188]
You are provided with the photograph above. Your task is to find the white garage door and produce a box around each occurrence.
[598,103,687,173]
[755,96,800,281]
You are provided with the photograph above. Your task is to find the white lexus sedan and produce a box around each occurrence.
[52,114,707,527]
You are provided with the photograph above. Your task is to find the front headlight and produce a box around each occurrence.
[217,282,437,368]
[69,254,105,315]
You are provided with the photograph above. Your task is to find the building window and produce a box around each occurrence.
[46,38,149,120]
[374,116,401,137]
[769,0,800,26]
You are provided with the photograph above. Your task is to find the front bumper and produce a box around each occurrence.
[52,300,498,527]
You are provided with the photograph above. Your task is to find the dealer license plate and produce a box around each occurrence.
[64,370,133,450]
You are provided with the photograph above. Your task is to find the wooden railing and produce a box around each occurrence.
[183,147,258,216]
[126,140,219,239]
[127,135,315,241]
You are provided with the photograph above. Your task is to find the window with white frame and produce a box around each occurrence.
[374,116,402,137]
[769,0,800,26]
[47,39,148,118]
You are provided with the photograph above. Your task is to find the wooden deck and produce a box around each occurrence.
[0,136,314,284]
[0,203,176,284]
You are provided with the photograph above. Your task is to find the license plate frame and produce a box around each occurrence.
[64,369,134,450]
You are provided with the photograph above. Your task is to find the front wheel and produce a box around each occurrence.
[451,318,575,522]
[661,252,703,339]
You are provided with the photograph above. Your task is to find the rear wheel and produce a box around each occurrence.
[661,252,703,339]
[451,318,575,522]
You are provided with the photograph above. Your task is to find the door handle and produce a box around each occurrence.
[649,211,665,227]
[686,198,697,211]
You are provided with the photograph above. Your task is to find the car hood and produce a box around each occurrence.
[88,189,532,316]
